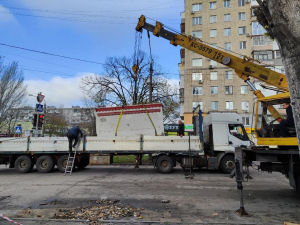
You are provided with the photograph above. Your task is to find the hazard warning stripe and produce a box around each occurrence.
[95,103,163,112]
[97,108,161,117]
[0,214,22,225]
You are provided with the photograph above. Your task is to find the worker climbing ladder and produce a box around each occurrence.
[64,139,80,176]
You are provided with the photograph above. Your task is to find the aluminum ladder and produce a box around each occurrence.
[64,142,79,176]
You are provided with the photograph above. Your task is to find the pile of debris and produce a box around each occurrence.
[54,199,143,223]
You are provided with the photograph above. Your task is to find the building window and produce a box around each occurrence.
[209,2,217,9]
[242,117,250,126]
[210,43,218,49]
[210,15,217,23]
[193,101,203,110]
[239,41,246,49]
[224,0,230,7]
[238,26,246,35]
[224,42,232,50]
[192,17,202,25]
[192,72,202,81]
[193,87,203,95]
[210,72,218,80]
[252,36,273,45]
[238,12,246,21]
[252,7,259,17]
[238,0,245,7]
[224,28,231,36]
[253,51,273,60]
[211,86,218,95]
[241,85,249,94]
[192,30,202,38]
[252,22,266,35]
[226,101,234,110]
[225,70,233,79]
[192,3,202,11]
[210,29,217,37]
[211,101,219,110]
[210,60,217,66]
[275,50,281,59]
[192,58,202,66]
[180,88,184,97]
[225,86,233,94]
[224,14,231,22]
[241,101,249,111]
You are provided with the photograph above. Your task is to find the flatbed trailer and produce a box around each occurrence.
[0,135,206,173]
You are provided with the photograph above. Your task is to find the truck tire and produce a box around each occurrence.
[36,155,55,173]
[220,154,235,174]
[156,155,174,173]
[57,155,74,173]
[14,155,33,173]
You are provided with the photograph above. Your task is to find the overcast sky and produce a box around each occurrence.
[0,0,184,107]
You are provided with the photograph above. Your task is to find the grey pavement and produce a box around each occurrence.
[0,165,300,225]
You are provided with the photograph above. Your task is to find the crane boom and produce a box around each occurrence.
[135,15,288,119]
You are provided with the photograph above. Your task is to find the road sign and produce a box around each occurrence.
[36,104,44,112]
[15,126,22,134]
[37,94,45,103]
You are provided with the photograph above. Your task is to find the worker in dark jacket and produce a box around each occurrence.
[278,102,295,137]
[177,120,185,137]
[67,126,83,153]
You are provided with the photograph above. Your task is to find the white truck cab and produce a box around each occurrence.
[203,112,251,173]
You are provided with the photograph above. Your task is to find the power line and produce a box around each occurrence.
[0,10,137,24]
[0,50,88,72]
[2,6,181,20]
[0,42,105,65]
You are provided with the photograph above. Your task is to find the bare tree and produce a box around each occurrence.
[2,108,25,135]
[45,114,67,137]
[254,0,300,148]
[0,59,27,129]
[81,52,179,121]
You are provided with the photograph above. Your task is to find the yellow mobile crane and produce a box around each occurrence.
[135,15,297,147]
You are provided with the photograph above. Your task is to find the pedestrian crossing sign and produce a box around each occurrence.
[15,126,22,134]
[36,104,44,112]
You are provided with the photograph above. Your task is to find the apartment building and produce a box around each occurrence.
[3,106,94,130]
[179,0,285,130]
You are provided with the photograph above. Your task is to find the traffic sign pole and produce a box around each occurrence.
[36,113,39,137]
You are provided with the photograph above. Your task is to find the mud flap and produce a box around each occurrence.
[208,157,218,170]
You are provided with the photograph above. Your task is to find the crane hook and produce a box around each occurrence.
[132,64,139,79]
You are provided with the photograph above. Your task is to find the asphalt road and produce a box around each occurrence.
[0,165,300,225]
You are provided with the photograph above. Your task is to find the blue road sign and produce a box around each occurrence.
[15,126,22,134]
[36,104,44,113]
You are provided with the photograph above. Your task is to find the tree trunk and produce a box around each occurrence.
[256,0,300,149]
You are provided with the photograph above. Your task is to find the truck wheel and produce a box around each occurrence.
[14,155,33,173]
[57,155,74,173]
[36,156,55,173]
[156,155,174,173]
[220,155,235,174]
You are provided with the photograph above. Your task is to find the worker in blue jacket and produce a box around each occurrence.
[67,126,83,153]
[277,102,295,137]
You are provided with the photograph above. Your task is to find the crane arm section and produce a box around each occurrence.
[136,15,289,92]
